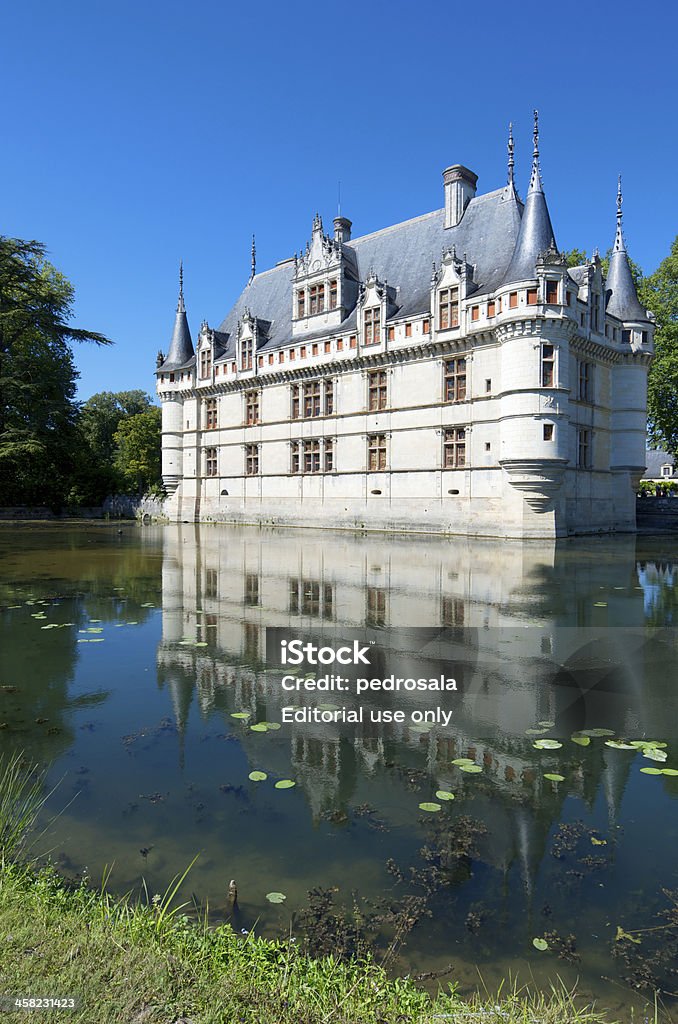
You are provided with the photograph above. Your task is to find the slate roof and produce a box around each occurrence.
[642,451,677,480]
[606,245,648,322]
[162,305,194,370]
[215,184,524,359]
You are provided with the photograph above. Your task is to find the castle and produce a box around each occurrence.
[156,114,654,539]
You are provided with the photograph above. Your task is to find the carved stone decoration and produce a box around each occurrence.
[499,458,568,513]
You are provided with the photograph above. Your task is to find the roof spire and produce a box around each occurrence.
[529,109,543,192]
[605,175,648,322]
[250,234,256,282]
[177,260,185,312]
[162,261,194,370]
[507,122,515,187]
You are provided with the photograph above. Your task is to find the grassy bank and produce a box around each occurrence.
[0,861,619,1024]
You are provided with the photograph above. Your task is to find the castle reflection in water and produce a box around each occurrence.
[156,525,677,890]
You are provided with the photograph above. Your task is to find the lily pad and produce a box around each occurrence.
[274,780,296,789]
[580,728,615,737]
[435,790,455,801]
[419,802,442,812]
[643,748,668,762]
[661,768,678,776]
[526,728,550,736]
[266,892,286,903]
[250,723,269,733]
[533,739,562,749]
[231,712,251,720]
[262,722,281,731]
[544,773,565,782]
[459,764,482,773]
[248,771,267,782]
[532,937,549,951]
[605,740,636,749]
[591,836,607,846]
[538,721,555,728]
[451,758,474,766]
[571,735,591,746]
[640,767,663,775]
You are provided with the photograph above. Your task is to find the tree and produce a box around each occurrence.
[0,236,110,506]
[643,237,678,452]
[113,407,162,494]
[80,390,154,463]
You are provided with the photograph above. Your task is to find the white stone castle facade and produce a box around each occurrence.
[156,116,654,539]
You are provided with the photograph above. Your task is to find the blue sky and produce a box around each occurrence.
[1,0,676,400]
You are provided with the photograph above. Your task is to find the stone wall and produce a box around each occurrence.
[636,496,678,531]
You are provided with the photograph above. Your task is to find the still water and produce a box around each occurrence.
[1,522,678,1019]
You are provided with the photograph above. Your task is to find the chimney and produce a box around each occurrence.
[443,165,478,228]
[333,216,352,243]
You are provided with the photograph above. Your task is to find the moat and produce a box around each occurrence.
[1,522,677,1021]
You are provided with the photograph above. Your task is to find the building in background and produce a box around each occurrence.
[156,114,654,539]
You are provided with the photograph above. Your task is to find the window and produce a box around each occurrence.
[622,329,631,345]
[471,305,480,321]
[304,381,321,418]
[289,579,334,619]
[268,353,274,364]
[509,292,518,309]
[641,330,648,345]
[291,384,300,419]
[364,307,380,345]
[661,465,673,478]
[368,369,388,411]
[303,439,321,473]
[205,398,218,429]
[591,293,601,332]
[245,391,260,425]
[300,345,307,358]
[200,348,212,378]
[337,338,344,351]
[205,447,217,477]
[245,443,259,475]
[205,568,218,599]
[329,279,338,310]
[545,280,559,304]
[241,337,253,371]
[441,597,465,627]
[312,344,318,356]
[578,361,593,402]
[485,378,491,393]
[543,423,554,441]
[349,335,357,348]
[527,288,538,305]
[439,287,459,330]
[577,428,591,469]
[368,433,387,471]
[541,344,555,387]
[387,325,395,341]
[309,284,325,314]
[291,441,300,473]
[443,427,466,468]
[296,290,305,317]
[324,438,334,472]
[422,318,430,333]
[324,379,334,415]
[245,574,259,606]
[487,300,496,317]
[324,341,331,353]
[366,587,386,627]
[444,357,467,402]
[405,322,412,338]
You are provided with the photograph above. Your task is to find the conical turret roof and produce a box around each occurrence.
[163,262,194,368]
[503,112,556,284]
[605,178,648,322]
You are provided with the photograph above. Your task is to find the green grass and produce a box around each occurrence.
[0,861,619,1024]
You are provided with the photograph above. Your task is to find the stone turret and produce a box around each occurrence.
[163,262,194,369]
[605,177,648,323]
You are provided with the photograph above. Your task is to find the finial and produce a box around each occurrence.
[507,122,515,187]
[614,174,625,251]
[529,109,543,191]
[337,180,341,217]
[177,260,185,312]
[250,234,256,282]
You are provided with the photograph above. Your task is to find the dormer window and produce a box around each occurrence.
[364,307,381,345]
[329,280,338,310]
[310,284,324,315]
[241,337,253,371]
[297,290,306,318]
[662,465,673,479]
[545,279,559,304]
[200,349,212,378]
[591,292,601,332]
[439,287,459,330]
